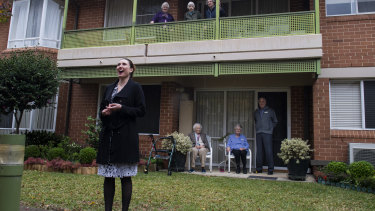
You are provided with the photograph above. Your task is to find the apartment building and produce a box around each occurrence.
[1,0,374,171]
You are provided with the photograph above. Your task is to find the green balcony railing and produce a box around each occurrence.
[62,11,316,49]
[220,11,315,39]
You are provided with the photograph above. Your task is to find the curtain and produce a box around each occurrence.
[26,0,43,38]
[8,0,28,47]
[226,91,254,138]
[43,0,63,48]
[258,0,289,14]
[196,91,224,138]
[105,0,133,27]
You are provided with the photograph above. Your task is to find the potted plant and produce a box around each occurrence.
[162,131,192,172]
[0,49,59,210]
[277,138,313,181]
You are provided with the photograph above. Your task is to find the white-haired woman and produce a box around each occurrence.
[188,123,210,173]
[226,124,249,174]
[185,2,202,20]
[150,2,175,23]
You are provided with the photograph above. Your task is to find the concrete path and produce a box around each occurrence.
[186,169,316,182]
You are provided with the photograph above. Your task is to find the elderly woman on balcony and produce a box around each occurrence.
[150,2,175,23]
[185,2,202,20]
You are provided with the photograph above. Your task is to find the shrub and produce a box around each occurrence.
[25,130,65,147]
[357,176,375,189]
[47,147,66,161]
[24,145,40,160]
[71,152,80,162]
[162,131,192,155]
[323,161,349,183]
[277,138,313,164]
[81,116,101,150]
[79,147,97,164]
[57,136,82,161]
[349,161,375,180]
[38,145,51,159]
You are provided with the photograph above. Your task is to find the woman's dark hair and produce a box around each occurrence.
[120,58,136,78]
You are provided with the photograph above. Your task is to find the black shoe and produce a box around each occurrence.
[253,170,262,174]
[236,167,241,174]
[243,168,247,174]
[267,171,273,175]
[201,168,206,173]
[188,168,195,173]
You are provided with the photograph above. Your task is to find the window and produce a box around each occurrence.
[330,81,375,129]
[326,0,375,16]
[0,96,58,133]
[104,0,133,27]
[8,0,63,49]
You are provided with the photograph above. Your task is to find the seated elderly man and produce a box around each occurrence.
[188,123,210,173]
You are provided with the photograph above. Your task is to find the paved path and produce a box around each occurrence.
[186,169,316,182]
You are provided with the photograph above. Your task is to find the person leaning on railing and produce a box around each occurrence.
[185,2,202,20]
[150,2,175,23]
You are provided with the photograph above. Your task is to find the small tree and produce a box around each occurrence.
[0,50,60,134]
[81,116,101,150]
[0,0,12,23]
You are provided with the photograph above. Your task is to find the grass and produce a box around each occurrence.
[21,170,375,211]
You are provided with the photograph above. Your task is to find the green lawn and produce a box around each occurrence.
[21,170,375,210]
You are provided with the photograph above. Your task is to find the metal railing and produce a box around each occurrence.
[62,11,316,49]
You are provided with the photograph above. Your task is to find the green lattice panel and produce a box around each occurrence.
[61,67,116,78]
[61,64,215,78]
[134,20,215,44]
[220,12,315,39]
[135,64,214,77]
[63,27,132,49]
[219,60,317,75]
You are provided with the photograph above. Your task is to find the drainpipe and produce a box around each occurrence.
[73,0,79,30]
[64,79,73,136]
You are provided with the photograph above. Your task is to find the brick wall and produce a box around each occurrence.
[291,86,305,138]
[55,82,69,135]
[0,20,10,52]
[66,0,106,30]
[320,0,375,68]
[67,83,99,144]
[138,82,181,158]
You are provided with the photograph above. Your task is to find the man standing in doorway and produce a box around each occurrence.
[254,96,278,175]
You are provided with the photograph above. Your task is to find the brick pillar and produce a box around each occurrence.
[55,82,69,135]
[312,78,331,160]
[291,86,305,138]
[68,83,99,144]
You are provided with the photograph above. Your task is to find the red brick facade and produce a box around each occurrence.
[291,86,305,138]
[319,0,375,68]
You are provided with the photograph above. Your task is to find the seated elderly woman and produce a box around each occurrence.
[188,123,210,173]
[150,2,175,23]
[226,124,249,174]
[185,2,202,20]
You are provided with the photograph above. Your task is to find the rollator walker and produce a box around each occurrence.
[144,135,176,176]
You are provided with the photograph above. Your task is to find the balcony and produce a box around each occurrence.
[62,11,316,48]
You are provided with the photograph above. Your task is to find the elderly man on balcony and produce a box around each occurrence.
[188,123,210,173]
[205,0,226,19]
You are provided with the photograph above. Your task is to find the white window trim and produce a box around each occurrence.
[326,0,375,17]
[330,80,375,130]
[7,0,63,49]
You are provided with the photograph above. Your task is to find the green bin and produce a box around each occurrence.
[0,134,25,211]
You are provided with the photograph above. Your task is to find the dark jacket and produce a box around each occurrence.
[205,6,226,19]
[96,79,146,164]
[185,10,202,20]
[188,132,210,152]
[254,106,278,135]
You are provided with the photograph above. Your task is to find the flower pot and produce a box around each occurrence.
[171,151,186,172]
[287,159,309,181]
[0,134,26,211]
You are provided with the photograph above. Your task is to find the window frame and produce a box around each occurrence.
[0,94,59,133]
[7,0,63,49]
[330,80,375,130]
[326,0,375,17]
